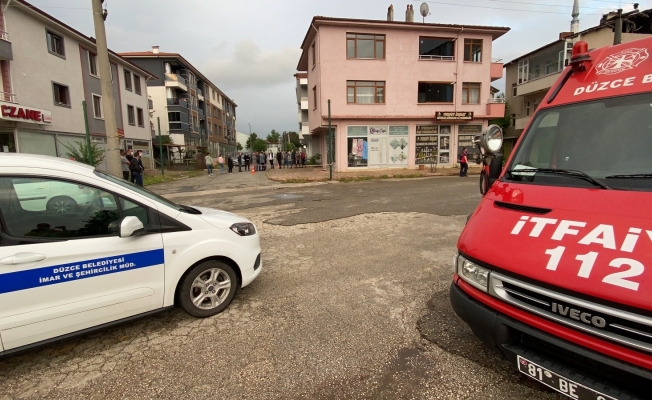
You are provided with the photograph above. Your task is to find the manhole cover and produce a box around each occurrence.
[275,194,303,199]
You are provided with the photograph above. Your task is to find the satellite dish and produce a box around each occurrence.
[420,2,430,18]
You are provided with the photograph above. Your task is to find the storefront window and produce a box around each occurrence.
[18,131,57,157]
[348,137,368,167]
[0,132,16,152]
[347,125,408,167]
[416,125,451,165]
[458,125,483,164]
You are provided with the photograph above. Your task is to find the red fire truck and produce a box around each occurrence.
[452,36,652,400]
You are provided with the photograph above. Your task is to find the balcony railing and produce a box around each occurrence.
[169,122,189,131]
[488,97,506,104]
[419,55,454,61]
[198,108,204,116]
[197,89,203,97]
[1,92,17,103]
[165,73,186,85]
[167,98,188,108]
[0,30,9,42]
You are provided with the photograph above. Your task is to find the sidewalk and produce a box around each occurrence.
[266,165,480,183]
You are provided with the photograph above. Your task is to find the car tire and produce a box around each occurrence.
[179,260,238,318]
[479,172,489,196]
[46,196,78,214]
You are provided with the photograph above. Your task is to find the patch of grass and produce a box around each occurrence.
[282,178,314,184]
[381,174,389,179]
[337,176,375,182]
[393,174,423,179]
[144,170,204,186]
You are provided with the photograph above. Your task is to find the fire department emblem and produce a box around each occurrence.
[596,48,649,75]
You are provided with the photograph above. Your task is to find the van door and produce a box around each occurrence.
[0,176,164,351]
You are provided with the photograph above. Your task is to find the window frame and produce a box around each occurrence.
[124,70,133,91]
[92,94,104,120]
[127,105,135,125]
[418,36,455,60]
[346,33,385,60]
[461,82,481,105]
[46,29,65,58]
[52,82,71,108]
[417,82,455,104]
[312,86,317,110]
[346,81,386,104]
[88,51,99,77]
[134,74,142,95]
[136,107,144,127]
[311,42,316,67]
[463,39,483,63]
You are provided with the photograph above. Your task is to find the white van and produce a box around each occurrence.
[0,154,262,355]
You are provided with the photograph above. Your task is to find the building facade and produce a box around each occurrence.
[503,5,652,153]
[296,14,509,172]
[120,48,238,158]
[295,72,316,155]
[0,0,155,169]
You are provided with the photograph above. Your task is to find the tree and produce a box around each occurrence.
[252,138,268,152]
[236,142,243,151]
[64,141,105,166]
[288,131,301,147]
[245,133,258,150]
[267,129,280,144]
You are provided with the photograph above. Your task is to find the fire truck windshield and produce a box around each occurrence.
[505,92,652,192]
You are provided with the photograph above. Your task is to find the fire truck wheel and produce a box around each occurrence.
[480,172,489,195]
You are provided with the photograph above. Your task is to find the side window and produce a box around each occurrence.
[0,177,121,240]
[119,197,148,226]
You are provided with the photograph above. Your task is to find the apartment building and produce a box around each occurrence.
[294,72,314,155]
[296,11,509,172]
[120,48,238,157]
[0,0,156,169]
[504,3,652,153]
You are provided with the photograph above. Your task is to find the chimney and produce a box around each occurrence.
[387,4,394,21]
[405,4,414,22]
[559,32,573,40]
[152,45,160,54]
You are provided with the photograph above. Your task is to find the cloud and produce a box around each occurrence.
[202,40,301,90]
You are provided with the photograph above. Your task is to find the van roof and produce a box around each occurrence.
[543,36,652,109]
[0,153,96,174]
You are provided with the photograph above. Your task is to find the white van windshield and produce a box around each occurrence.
[506,92,652,192]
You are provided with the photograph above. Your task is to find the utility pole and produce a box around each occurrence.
[248,122,252,151]
[91,0,121,176]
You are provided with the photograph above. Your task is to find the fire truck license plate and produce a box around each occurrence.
[517,356,617,400]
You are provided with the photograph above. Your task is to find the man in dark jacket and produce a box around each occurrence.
[276,150,283,169]
[129,152,143,187]
[237,152,242,172]
[227,154,234,173]
[244,153,250,171]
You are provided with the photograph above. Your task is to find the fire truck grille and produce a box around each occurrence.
[489,272,652,354]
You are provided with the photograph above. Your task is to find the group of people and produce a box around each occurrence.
[120,149,145,186]
[204,149,307,175]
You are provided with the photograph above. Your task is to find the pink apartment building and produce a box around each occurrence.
[296,15,509,171]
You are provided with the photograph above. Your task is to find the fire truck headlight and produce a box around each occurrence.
[457,255,491,291]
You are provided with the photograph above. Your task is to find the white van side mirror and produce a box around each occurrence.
[120,216,144,238]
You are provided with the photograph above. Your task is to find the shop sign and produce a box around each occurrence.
[117,128,124,137]
[389,126,409,135]
[435,111,473,122]
[369,126,388,135]
[347,126,368,136]
[0,101,52,124]
[416,125,438,135]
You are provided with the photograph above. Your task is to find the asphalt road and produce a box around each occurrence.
[0,175,563,399]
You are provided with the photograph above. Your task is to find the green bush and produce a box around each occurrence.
[64,141,104,166]
[307,153,322,165]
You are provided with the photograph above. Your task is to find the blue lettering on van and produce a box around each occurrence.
[0,249,164,294]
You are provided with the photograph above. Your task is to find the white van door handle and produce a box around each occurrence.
[0,252,47,265]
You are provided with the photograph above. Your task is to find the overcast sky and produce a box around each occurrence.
[27,0,638,137]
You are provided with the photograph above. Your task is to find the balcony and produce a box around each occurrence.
[169,122,190,132]
[486,99,506,119]
[198,108,205,119]
[490,60,503,81]
[418,55,454,61]
[301,125,310,137]
[197,89,204,101]
[0,30,12,61]
[300,97,308,110]
[1,92,17,103]
[515,117,531,130]
[517,72,560,97]
[165,73,187,92]
[167,98,188,108]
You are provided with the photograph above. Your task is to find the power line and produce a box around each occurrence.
[423,0,605,15]
[488,0,616,10]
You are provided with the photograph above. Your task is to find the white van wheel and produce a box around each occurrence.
[179,261,238,317]
[47,196,78,214]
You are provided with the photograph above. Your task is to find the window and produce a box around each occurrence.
[92,94,103,119]
[119,198,148,226]
[46,30,65,57]
[346,81,385,104]
[526,102,530,117]
[88,52,98,77]
[0,177,122,240]
[312,42,316,66]
[127,105,135,125]
[518,59,529,84]
[312,86,317,109]
[134,74,142,95]
[512,83,517,97]
[461,83,481,104]
[418,82,454,103]
[136,108,144,127]
[168,112,181,122]
[419,37,455,60]
[52,82,70,107]
[511,114,516,127]
[545,59,558,75]
[463,39,482,62]
[346,33,385,59]
[124,70,132,91]
[533,64,540,79]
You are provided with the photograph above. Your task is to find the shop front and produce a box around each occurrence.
[346,125,409,169]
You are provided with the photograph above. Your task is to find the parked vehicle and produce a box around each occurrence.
[451,37,652,400]
[0,154,262,356]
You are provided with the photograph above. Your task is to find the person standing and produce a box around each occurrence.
[459,147,468,178]
[285,151,291,168]
[205,153,214,176]
[129,152,143,187]
[237,152,242,172]
[290,150,296,169]
[276,150,283,169]
[252,152,258,171]
[295,150,301,168]
[218,154,225,173]
[227,154,234,173]
[269,151,274,169]
[301,150,306,168]
[244,152,251,171]
[120,149,130,180]
[260,151,266,171]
